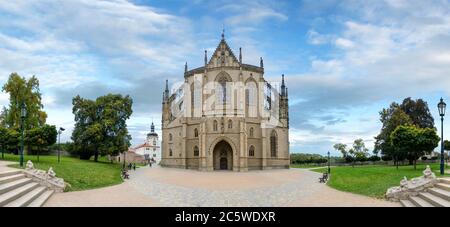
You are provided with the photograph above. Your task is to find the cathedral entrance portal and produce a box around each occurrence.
[213,140,233,170]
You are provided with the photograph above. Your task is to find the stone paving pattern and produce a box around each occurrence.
[45,166,399,207]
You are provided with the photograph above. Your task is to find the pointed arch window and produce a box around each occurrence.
[216,76,230,104]
[213,120,218,131]
[270,130,277,157]
[169,133,173,141]
[194,128,198,138]
[228,119,233,129]
[169,149,173,157]
[249,145,255,157]
[194,146,199,157]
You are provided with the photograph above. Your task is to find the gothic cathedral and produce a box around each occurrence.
[161,33,289,171]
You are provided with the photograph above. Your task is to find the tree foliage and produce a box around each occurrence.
[444,140,450,152]
[375,97,434,161]
[25,124,57,161]
[0,127,19,158]
[390,125,439,169]
[1,73,47,130]
[71,94,133,161]
[334,139,369,167]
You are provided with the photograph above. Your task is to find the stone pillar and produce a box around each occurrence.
[181,123,187,169]
[239,120,248,171]
[261,128,267,169]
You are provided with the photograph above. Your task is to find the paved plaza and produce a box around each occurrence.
[44,166,399,207]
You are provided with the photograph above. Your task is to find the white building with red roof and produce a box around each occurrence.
[133,122,161,164]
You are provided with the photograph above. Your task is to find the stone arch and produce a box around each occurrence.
[210,139,235,170]
[208,136,238,156]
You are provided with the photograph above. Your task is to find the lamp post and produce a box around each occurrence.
[327,151,331,174]
[438,98,446,175]
[19,103,27,167]
[57,127,65,164]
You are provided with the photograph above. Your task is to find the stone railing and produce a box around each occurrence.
[385,165,438,202]
[23,160,66,193]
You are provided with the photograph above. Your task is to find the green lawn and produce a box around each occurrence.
[312,163,449,199]
[1,153,123,192]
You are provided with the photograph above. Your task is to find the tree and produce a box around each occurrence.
[72,94,133,161]
[1,73,47,129]
[390,125,439,170]
[0,127,20,158]
[334,139,369,167]
[444,140,450,152]
[400,97,434,129]
[333,143,348,159]
[375,97,434,163]
[26,124,57,162]
[352,139,369,162]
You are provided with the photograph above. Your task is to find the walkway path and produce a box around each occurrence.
[0,160,15,172]
[44,166,399,207]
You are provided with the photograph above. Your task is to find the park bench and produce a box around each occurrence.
[319,172,328,183]
[121,169,129,179]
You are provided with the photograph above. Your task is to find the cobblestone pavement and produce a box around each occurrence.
[45,166,399,207]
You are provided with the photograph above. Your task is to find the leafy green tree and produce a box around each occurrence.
[1,73,47,129]
[333,143,348,158]
[444,140,450,152]
[0,127,20,158]
[25,124,57,162]
[391,125,439,170]
[334,139,368,167]
[375,97,434,163]
[352,139,369,162]
[72,94,133,161]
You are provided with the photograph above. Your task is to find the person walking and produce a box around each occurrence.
[133,163,136,171]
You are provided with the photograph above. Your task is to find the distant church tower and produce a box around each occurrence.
[133,121,161,164]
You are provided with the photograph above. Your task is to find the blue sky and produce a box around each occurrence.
[0,0,449,156]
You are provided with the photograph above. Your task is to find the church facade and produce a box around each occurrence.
[160,33,290,171]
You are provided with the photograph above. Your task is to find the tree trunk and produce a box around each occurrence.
[94,149,99,162]
[414,158,417,170]
[37,147,40,162]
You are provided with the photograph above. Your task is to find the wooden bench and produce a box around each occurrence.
[121,170,129,179]
[319,172,328,183]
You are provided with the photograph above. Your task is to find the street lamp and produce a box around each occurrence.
[57,127,65,164]
[19,103,27,167]
[327,151,331,174]
[438,98,446,175]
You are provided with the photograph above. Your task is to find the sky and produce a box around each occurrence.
[0,0,449,156]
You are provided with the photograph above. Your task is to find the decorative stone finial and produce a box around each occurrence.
[260,57,264,68]
[204,50,208,66]
[184,62,188,73]
[26,160,34,171]
[239,47,242,64]
[48,167,56,178]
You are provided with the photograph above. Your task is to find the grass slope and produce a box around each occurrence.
[313,163,449,198]
[1,153,123,192]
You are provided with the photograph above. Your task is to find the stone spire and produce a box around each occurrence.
[184,62,188,73]
[204,50,208,66]
[281,74,286,96]
[221,28,225,40]
[260,57,264,68]
[239,47,242,64]
[164,79,169,102]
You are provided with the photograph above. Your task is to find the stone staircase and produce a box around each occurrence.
[400,178,450,207]
[0,169,54,207]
